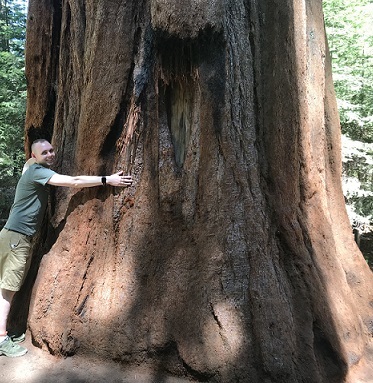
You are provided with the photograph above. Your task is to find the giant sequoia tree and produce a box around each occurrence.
[10,0,373,382]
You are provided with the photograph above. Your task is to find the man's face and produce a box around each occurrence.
[31,141,55,167]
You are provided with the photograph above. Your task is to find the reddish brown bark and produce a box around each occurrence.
[10,0,373,382]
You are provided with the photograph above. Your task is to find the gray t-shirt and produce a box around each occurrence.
[5,163,55,236]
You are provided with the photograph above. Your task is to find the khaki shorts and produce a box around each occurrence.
[0,228,32,291]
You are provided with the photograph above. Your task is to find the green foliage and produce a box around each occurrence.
[0,0,26,53]
[325,1,373,268]
[351,195,373,218]
[323,0,373,142]
[0,0,27,185]
[339,111,373,143]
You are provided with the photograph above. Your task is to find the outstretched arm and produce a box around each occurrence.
[47,171,133,188]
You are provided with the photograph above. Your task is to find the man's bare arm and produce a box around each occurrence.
[47,171,133,188]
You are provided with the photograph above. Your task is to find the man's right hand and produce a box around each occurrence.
[107,171,133,187]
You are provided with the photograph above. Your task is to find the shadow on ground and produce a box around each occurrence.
[0,332,197,383]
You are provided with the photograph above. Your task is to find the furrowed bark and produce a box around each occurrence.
[10,1,373,382]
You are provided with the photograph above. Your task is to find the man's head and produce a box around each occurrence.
[31,139,55,167]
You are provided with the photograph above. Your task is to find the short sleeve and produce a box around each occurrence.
[32,165,56,185]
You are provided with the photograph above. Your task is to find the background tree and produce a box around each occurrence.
[9,1,373,382]
[324,0,373,228]
[324,0,373,126]
[0,0,26,226]
[0,0,26,181]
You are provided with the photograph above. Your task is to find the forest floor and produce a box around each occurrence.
[1,335,373,383]
[0,332,196,383]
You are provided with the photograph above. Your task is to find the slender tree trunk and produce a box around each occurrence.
[11,0,373,382]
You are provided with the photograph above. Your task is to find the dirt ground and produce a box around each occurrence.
[0,332,196,383]
[2,333,372,383]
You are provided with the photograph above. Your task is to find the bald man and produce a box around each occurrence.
[0,139,133,357]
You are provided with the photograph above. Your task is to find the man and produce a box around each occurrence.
[0,139,133,357]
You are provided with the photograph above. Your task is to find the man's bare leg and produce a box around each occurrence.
[0,288,27,356]
[0,288,15,339]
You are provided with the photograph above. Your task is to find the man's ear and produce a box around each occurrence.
[31,152,36,158]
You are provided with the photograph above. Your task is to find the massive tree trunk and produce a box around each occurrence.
[11,0,373,381]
